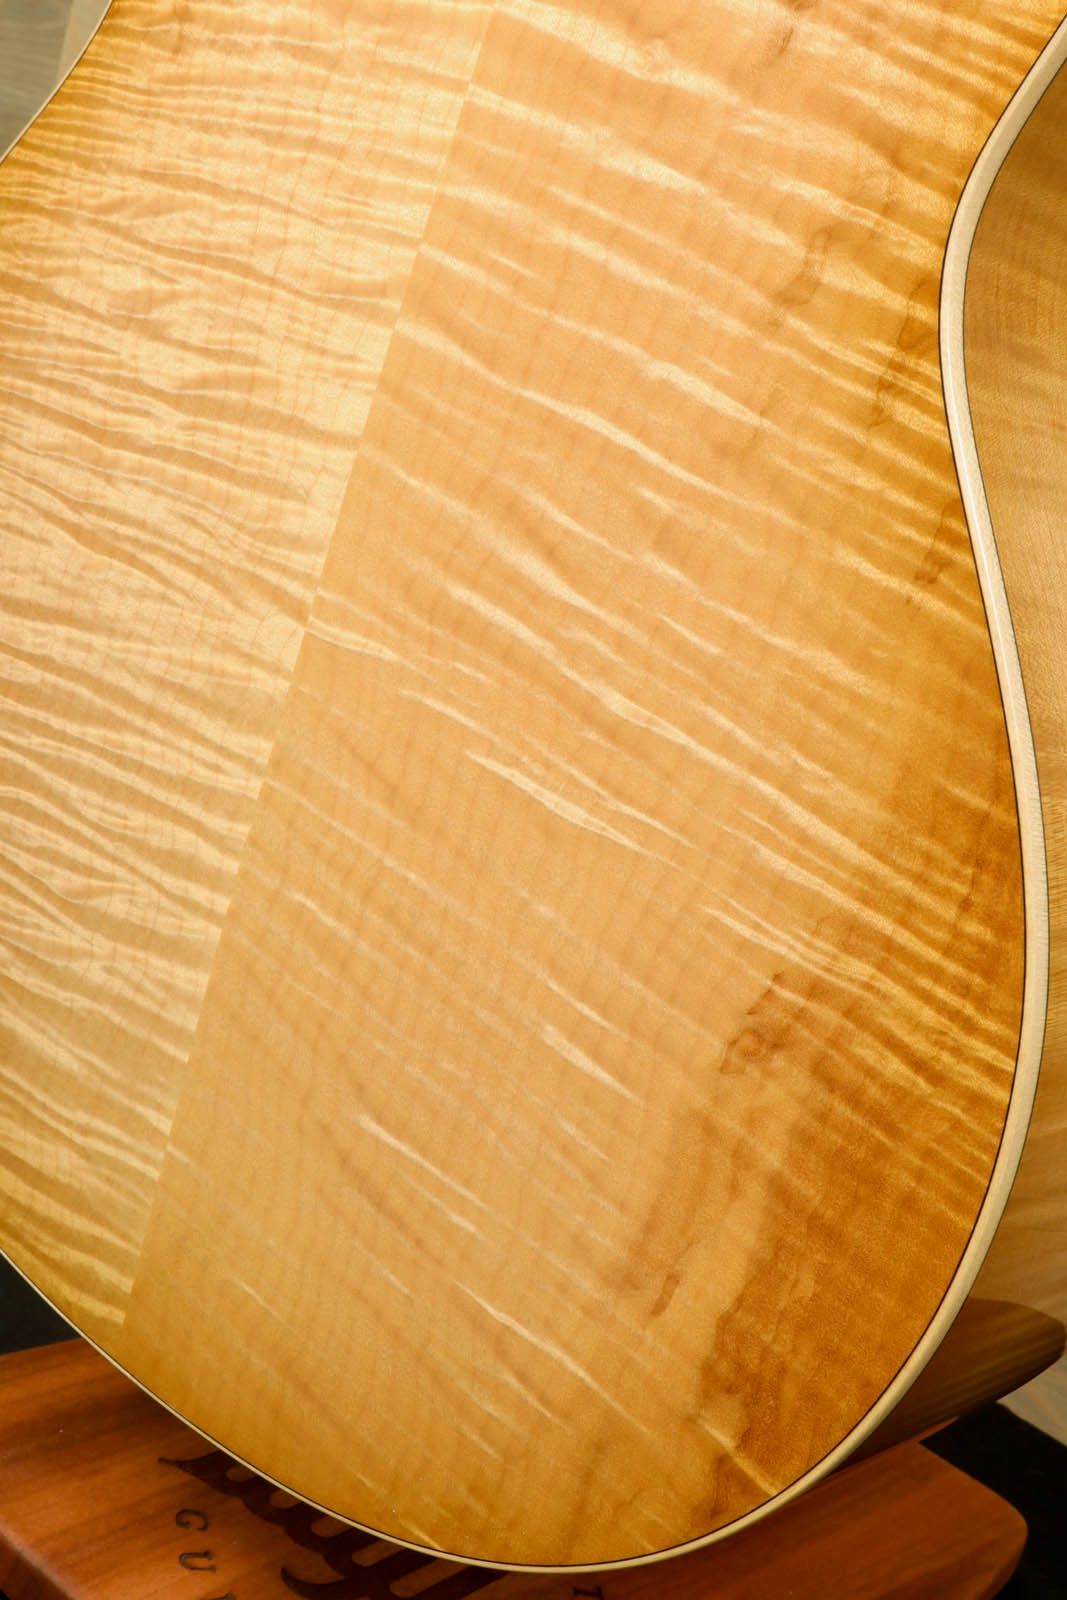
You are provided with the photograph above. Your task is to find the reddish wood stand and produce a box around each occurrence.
[0,1341,1027,1600]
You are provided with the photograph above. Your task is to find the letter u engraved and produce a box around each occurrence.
[179,1549,217,1572]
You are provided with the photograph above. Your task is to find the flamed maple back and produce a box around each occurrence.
[0,0,1062,1572]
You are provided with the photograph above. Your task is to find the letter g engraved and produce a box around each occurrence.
[176,1509,210,1532]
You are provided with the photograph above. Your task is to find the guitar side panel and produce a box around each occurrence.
[949,24,1067,1358]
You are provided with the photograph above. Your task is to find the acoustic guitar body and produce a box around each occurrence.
[0,0,1062,1572]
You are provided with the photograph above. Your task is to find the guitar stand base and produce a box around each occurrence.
[0,1341,1027,1600]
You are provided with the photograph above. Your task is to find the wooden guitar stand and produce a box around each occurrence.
[0,1341,1027,1600]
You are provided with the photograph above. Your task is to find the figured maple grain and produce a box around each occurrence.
[959,51,1067,1426]
[0,0,491,1332]
[0,0,1053,1572]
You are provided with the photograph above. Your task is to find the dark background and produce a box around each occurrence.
[0,1253,1064,1597]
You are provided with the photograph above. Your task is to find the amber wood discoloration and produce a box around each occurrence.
[0,1342,1029,1600]
[956,48,1067,1407]
[0,0,1058,1572]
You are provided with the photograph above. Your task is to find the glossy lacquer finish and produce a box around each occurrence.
[0,0,1057,1571]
